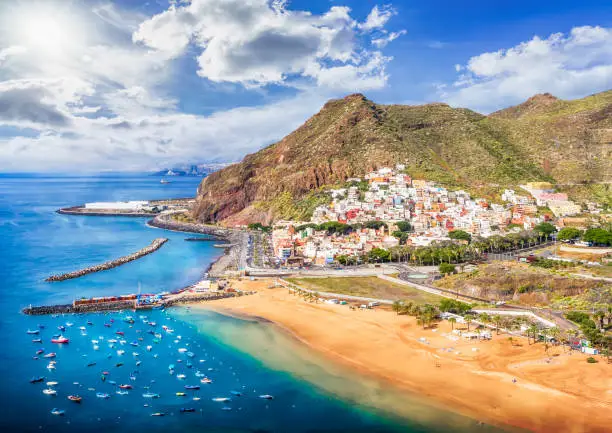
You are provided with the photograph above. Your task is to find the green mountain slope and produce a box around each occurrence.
[194,92,612,224]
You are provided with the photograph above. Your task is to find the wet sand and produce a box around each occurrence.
[191,279,612,433]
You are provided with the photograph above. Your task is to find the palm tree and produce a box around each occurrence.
[527,324,539,345]
[493,315,502,335]
[392,300,404,315]
[594,311,605,329]
[449,317,457,330]
[465,316,473,332]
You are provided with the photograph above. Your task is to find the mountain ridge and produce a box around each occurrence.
[193,91,612,225]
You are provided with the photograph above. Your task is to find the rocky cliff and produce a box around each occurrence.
[194,91,612,225]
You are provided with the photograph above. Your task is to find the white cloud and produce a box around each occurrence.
[372,30,406,48]
[359,5,396,31]
[0,1,402,172]
[134,0,397,89]
[440,26,612,112]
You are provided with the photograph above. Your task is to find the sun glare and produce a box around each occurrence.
[8,5,85,56]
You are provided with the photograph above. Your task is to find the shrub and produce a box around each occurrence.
[586,357,598,364]
[439,263,456,275]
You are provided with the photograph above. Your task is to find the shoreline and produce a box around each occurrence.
[190,279,612,433]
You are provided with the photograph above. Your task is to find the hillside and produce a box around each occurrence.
[193,91,612,224]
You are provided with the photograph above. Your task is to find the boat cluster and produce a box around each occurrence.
[28,311,275,418]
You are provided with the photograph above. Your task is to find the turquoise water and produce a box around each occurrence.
[0,175,506,432]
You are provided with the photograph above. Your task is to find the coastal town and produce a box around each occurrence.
[270,165,600,266]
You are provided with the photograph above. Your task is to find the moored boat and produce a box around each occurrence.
[43,352,56,358]
[51,336,69,344]
[30,376,45,384]
[43,388,57,395]
[180,408,195,413]
[96,392,110,399]
[259,394,274,400]
[32,338,42,343]
[68,395,82,403]
[184,385,200,390]
[26,329,40,335]
[118,384,133,389]
[212,397,230,402]
[142,392,160,399]
[50,408,65,416]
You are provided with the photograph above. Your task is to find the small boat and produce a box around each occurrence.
[43,388,57,395]
[146,345,152,352]
[118,384,133,390]
[178,348,187,353]
[47,363,56,370]
[176,374,186,380]
[100,375,106,382]
[93,345,99,351]
[193,397,201,401]
[50,408,65,416]
[46,381,58,386]
[212,397,230,402]
[116,390,129,395]
[142,392,160,399]
[36,349,45,355]
[186,352,195,358]
[68,395,82,403]
[148,322,156,327]
[221,407,232,411]
[96,393,110,399]
[184,385,200,390]
[151,412,165,417]
[115,362,124,367]
[116,350,125,356]
[32,338,42,343]
[259,394,274,400]
[87,362,96,367]
[136,361,142,366]
[51,336,69,344]
[43,353,56,358]
[27,330,40,335]
[130,341,138,347]
[30,376,45,384]
[65,322,74,327]
[108,339,117,343]
[200,377,212,384]
[104,323,111,328]
[116,331,124,336]
[230,391,242,396]
[79,326,86,331]
[58,326,66,332]
[108,381,117,385]
[180,408,195,413]
[38,324,45,329]
[87,321,93,326]
[176,392,186,396]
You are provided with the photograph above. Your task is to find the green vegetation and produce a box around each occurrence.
[448,230,471,242]
[557,227,583,241]
[395,221,412,232]
[534,222,557,237]
[586,357,598,364]
[247,222,271,232]
[285,276,443,304]
[439,263,456,275]
[438,298,472,314]
[582,228,612,246]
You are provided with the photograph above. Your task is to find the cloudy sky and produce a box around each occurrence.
[1,0,611,172]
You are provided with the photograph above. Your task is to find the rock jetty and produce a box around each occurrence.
[45,238,168,282]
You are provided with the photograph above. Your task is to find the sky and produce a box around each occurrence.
[0,0,611,172]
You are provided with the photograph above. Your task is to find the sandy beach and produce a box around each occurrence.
[192,279,612,433]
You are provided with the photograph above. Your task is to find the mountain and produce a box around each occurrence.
[193,91,612,225]
[152,163,230,177]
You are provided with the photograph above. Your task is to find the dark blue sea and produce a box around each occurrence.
[0,174,506,432]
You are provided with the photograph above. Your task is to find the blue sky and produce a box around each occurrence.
[0,0,611,171]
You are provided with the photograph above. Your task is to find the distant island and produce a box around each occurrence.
[151,163,231,177]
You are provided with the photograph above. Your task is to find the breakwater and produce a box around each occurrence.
[23,300,136,315]
[45,238,168,282]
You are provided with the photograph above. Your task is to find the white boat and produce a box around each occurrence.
[43,389,57,395]
[177,374,186,380]
[259,394,274,400]
[142,392,160,399]
[47,363,56,370]
[46,381,59,386]
[178,348,187,353]
[212,397,230,402]
[146,345,152,351]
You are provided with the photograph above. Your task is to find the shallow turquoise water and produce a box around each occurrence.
[0,174,508,432]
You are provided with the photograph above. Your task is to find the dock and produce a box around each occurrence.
[45,238,168,282]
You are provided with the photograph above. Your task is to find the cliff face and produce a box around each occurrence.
[193,91,612,224]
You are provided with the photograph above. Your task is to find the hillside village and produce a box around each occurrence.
[271,165,598,265]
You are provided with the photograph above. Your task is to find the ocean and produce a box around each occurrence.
[0,174,506,432]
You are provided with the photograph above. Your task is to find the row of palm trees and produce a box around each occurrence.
[377,230,550,266]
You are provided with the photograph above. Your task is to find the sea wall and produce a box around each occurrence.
[45,238,168,282]
[23,300,136,315]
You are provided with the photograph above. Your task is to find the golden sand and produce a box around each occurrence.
[192,279,612,433]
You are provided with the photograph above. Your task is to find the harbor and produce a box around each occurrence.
[45,238,169,282]
[25,276,252,315]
